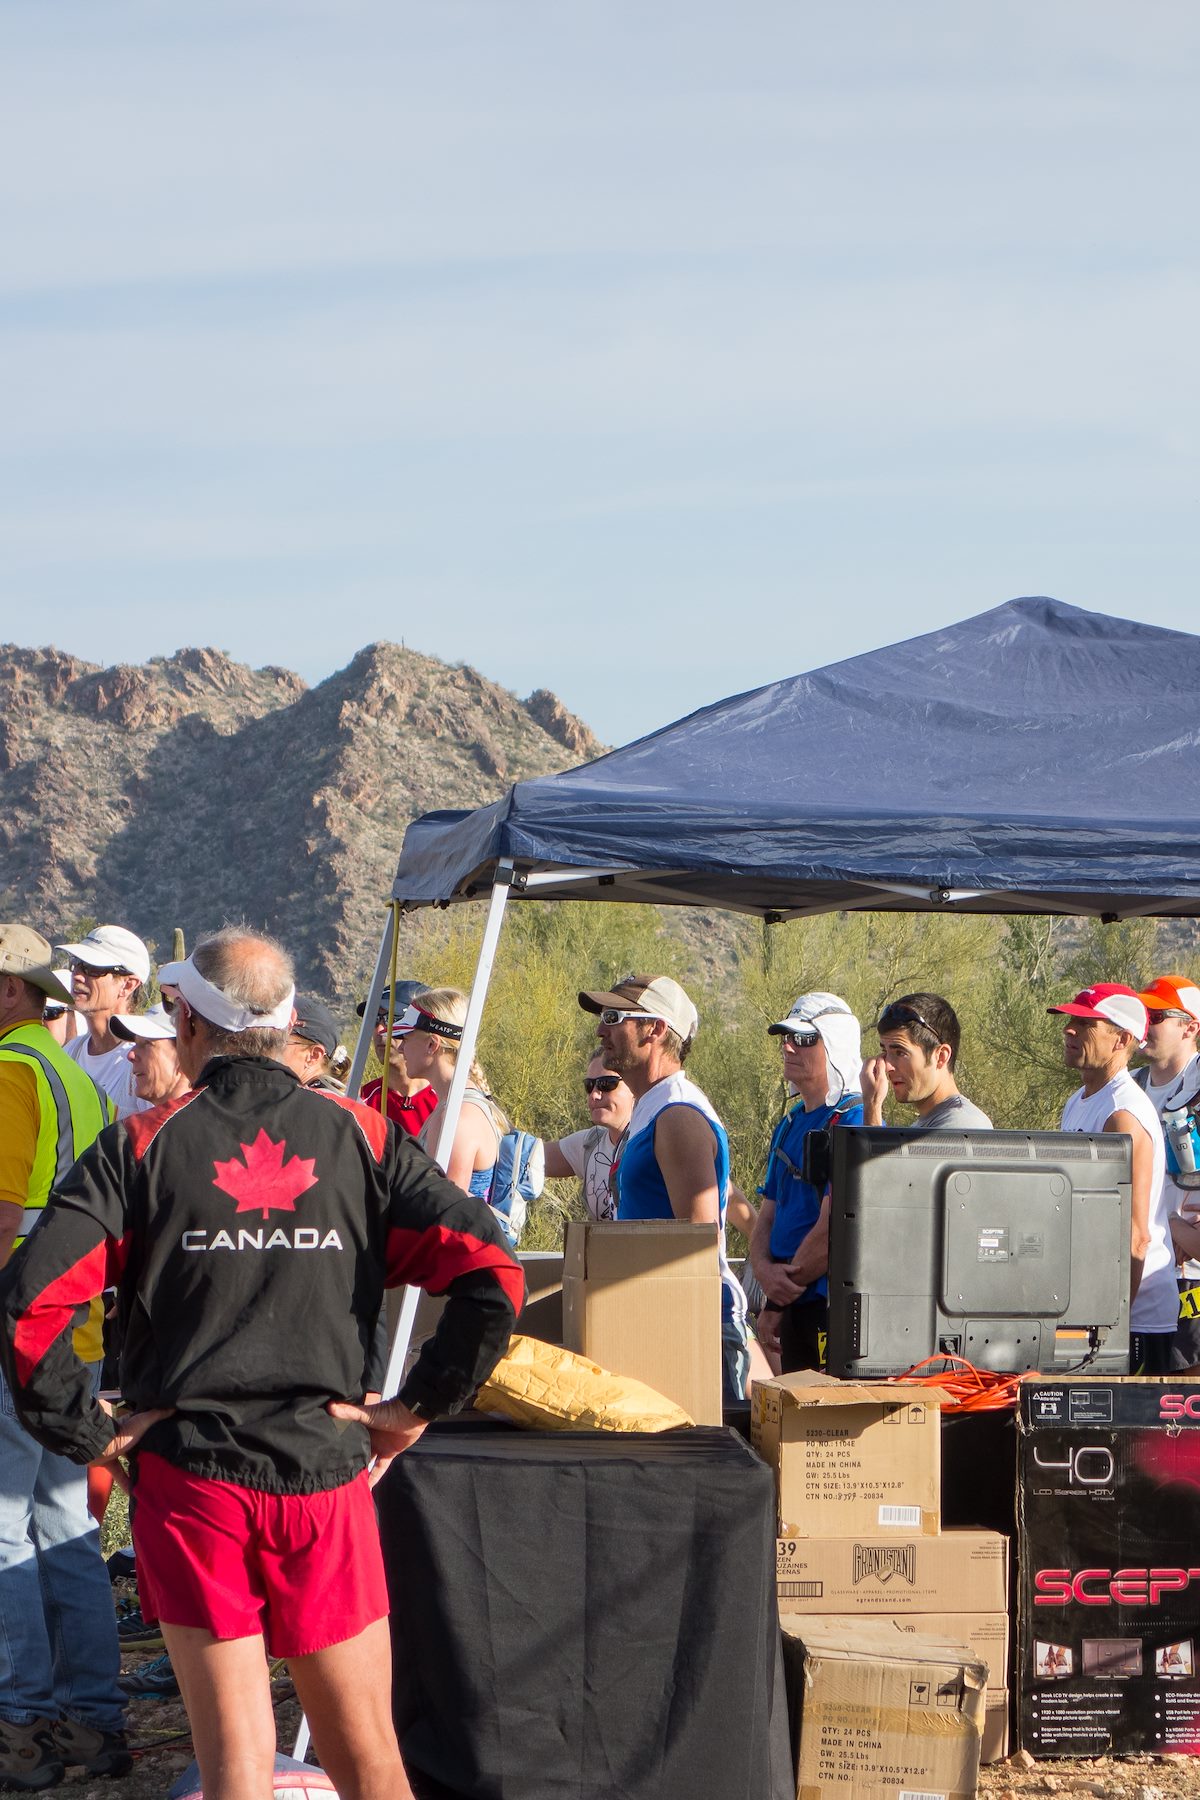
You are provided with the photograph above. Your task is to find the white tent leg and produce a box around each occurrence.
[346,910,397,1100]
[378,861,514,1399]
[292,865,515,1767]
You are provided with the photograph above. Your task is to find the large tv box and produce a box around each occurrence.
[1017,1377,1200,1757]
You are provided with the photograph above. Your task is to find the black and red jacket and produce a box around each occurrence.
[0,1056,524,1494]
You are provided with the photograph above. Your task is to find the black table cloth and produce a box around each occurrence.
[377,1420,790,1800]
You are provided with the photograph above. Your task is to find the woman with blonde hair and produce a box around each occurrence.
[398,988,510,1199]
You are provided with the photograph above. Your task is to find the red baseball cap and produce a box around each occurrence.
[1048,983,1148,1040]
[1136,975,1200,1024]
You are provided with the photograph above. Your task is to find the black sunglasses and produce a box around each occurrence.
[584,1075,622,1094]
[42,1003,67,1019]
[69,958,132,977]
[877,1003,935,1036]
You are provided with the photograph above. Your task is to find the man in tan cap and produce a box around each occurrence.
[578,974,751,1401]
[0,925,129,1787]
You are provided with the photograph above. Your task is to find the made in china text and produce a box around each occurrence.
[1035,1567,1200,1606]
[181,1227,345,1253]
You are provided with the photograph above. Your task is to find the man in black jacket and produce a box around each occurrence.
[0,928,523,1800]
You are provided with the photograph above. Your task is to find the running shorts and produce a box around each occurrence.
[131,1452,389,1656]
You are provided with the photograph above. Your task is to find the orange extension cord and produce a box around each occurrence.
[889,1353,1031,1413]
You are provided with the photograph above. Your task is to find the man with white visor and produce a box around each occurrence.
[749,994,864,1372]
[1,926,522,1800]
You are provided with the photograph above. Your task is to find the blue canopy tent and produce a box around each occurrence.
[389,596,1200,922]
[356,595,1200,1413]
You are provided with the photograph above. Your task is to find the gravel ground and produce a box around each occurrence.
[55,1571,1199,1798]
[980,1748,1200,1799]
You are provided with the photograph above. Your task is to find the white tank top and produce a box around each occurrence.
[1062,1068,1176,1333]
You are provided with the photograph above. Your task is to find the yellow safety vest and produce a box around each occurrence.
[0,1022,113,1362]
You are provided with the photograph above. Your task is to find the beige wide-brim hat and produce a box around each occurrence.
[0,925,74,1005]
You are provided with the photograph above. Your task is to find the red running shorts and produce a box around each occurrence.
[131,1452,389,1656]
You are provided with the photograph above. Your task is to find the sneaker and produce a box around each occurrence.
[48,1719,132,1779]
[116,1604,163,1650]
[105,1547,136,1585]
[118,1653,179,1700]
[0,1716,64,1791]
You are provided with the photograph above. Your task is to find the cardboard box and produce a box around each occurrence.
[886,1612,1008,1686]
[780,1618,986,1800]
[561,1220,722,1425]
[982,1688,1010,1763]
[752,1374,944,1537]
[1018,1376,1200,1757]
[776,1529,1008,1613]
[797,1613,1010,1758]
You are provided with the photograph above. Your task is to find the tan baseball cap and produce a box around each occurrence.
[0,925,74,1005]
[578,974,699,1043]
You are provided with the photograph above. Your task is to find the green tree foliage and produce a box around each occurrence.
[374,901,1166,1251]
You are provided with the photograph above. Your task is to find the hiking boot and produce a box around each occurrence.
[48,1720,132,1779]
[116,1603,163,1650]
[0,1716,64,1791]
[118,1653,179,1700]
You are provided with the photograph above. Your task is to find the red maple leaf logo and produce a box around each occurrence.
[212,1130,318,1219]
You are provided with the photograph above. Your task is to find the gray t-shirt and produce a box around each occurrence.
[914,1093,993,1130]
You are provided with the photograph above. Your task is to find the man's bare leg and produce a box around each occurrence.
[161,1624,278,1800]
[288,1616,414,1800]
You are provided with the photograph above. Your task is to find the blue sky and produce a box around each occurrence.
[2,3,1197,747]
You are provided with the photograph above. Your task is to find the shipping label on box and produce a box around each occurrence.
[781,1619,985,1800]
[561,1220,722,1425]
[776,1530,1008,1614]
[1018,1377,1200,1758]
[752,1374,945,1537]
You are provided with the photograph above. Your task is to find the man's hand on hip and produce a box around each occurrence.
[327,1396,428,1488]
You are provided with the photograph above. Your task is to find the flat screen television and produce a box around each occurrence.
[824,1128,1131,1378]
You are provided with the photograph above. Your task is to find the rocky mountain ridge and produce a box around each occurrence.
[0,641,602,1001]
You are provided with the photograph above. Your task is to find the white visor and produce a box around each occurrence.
[158,957,295,1034]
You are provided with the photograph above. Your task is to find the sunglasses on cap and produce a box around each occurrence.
[876,1002,936,1037]
[778,1027,821,1048]
[1147,1008,1190,1025]
[598,1007,664,1026]
[584,1074,622,1094]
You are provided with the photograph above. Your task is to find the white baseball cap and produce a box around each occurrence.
[55,925,150,984]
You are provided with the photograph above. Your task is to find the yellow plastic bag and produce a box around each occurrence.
[475,1334,694,1433]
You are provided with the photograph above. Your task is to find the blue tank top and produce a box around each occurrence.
[616,1075,747,1331]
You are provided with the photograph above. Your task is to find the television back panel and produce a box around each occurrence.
[826,1129,1131,1379]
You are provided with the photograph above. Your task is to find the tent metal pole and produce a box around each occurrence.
[346,909,397,1100]
[378,858,516,1397]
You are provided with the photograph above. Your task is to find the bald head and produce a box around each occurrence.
[180,927,296,1071]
